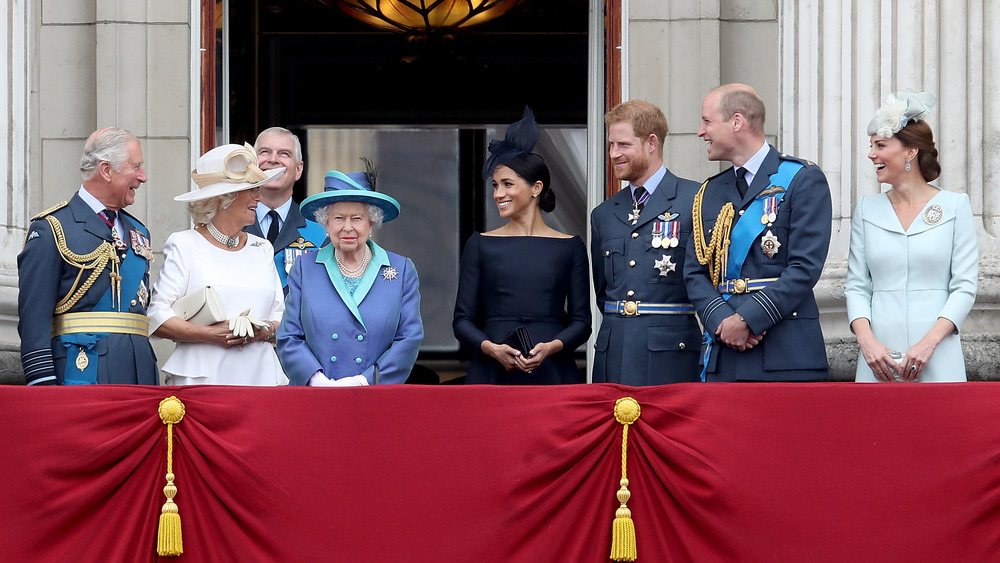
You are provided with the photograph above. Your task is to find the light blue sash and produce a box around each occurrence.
[699,159,804,381]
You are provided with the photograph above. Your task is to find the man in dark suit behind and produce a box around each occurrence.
[684,84,832,381]
[246,127,327,292]
[590,100,703,385]
[17,128,158,385]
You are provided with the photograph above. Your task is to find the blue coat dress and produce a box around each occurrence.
[277,241,423,385]
[683,146,833,381]
[845,189,978,382]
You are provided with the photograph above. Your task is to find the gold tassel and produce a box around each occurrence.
[157,397,186,556]
[610,397,641,561]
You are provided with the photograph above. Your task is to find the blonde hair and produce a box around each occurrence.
[188,193,238,227]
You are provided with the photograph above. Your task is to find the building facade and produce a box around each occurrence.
[2,0,996,382]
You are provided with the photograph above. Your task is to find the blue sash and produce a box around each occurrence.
[62,226,149,384]
[726,160,802,277]
[276,221,327,287]
[699,160,804,381]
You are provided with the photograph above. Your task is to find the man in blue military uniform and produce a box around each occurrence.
[591,100,703,385]
[17,128,158,385]
[685,84,832,381]
[246,127,327,292]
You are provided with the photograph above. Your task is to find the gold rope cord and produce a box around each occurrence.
[692,181,735,288]
[610,397,641,562]
[45,216,121,314]
[157,397,186,556]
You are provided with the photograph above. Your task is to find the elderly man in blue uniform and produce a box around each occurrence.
[590,100,703,385]
[245,127,327,291]
[685,84,832,381]
[17,128,158,385]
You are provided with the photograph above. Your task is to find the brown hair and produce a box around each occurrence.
[893,119,941,182]
[604,100,668,157]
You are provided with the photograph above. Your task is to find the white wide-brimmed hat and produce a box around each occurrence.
[176,143,285,202]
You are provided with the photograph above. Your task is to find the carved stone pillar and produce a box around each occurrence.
[780,0,999,379]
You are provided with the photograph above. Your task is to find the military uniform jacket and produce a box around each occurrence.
[244,201,327,291]
[590,167,702,385]
[683,146,832,381]
[17,193,158,385]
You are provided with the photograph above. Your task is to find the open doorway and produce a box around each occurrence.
[208,0,593,379]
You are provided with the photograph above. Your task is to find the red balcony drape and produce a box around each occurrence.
[2,383,999,562]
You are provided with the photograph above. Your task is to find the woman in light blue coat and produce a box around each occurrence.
[846,91,978,382]
[277,166,423,386]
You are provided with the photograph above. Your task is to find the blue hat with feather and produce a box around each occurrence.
[300,159,400,223]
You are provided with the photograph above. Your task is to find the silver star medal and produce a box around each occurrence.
[654,254,676,277]
[760,229,781,258]
[628,207,641,225]
[381,266,398,281]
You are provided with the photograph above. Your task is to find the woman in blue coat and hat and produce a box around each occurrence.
[277,164,423,386]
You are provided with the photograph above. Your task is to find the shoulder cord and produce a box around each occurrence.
[692,180,735,288]
[45,216,121,314]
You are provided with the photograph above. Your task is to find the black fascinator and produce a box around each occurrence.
[483,106,539,180]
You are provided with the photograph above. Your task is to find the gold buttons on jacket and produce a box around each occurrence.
[631,232,639,239]
[626,290,634,298]
[629,260,636,267]
[679,342,686,350]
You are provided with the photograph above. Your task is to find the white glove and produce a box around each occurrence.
[311,373,369,387]
[229,309,254,338]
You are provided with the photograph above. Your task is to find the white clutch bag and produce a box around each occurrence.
[171,286,227,325]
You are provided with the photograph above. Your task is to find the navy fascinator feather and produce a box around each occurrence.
[482,106,539,180]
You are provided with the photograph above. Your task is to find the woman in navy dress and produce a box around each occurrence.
[453,108,591,384]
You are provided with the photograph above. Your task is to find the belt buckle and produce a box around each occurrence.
[622,300,640,316]
[732,278,749,294]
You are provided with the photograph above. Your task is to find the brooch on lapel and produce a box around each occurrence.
[923,204,943,225]
[381,266,398,281]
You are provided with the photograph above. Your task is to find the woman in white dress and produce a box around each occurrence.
[148,143,288,385]
[846,91,978,382]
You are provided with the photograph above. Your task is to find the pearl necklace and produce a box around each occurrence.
[336,246,371,278]
[207,222,240,249]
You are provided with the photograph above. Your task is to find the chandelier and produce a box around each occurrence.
[334,0,529,36]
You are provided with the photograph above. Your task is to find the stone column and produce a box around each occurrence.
[2,0,194,384]
[0,0,32,382]
[779,0,999,379]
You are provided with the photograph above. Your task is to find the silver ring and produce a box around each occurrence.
[243,336,248,345]
[527,370,532,373]
[910,365,917,372]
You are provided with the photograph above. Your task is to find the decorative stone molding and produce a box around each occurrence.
[779,0,999,379]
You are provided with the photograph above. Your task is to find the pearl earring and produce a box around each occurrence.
[904,159,911,172]
[532,193,539,198]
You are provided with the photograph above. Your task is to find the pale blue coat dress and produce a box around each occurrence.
[277,240,423,385]
[845,188,978,382]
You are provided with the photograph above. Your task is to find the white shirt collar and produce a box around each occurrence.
[738,142,770,185]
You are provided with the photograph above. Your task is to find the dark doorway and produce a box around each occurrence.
[221,0,591,374]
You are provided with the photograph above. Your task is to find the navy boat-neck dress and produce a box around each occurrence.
[453,233,591,384]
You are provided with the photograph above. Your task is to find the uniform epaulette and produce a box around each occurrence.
[30,201,68,221]
[779,153,816,167]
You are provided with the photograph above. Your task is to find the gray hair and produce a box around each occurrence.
[254,127,303,163]
[80,128,138,181]
[314,203,384,237]
[188,193,239,227]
